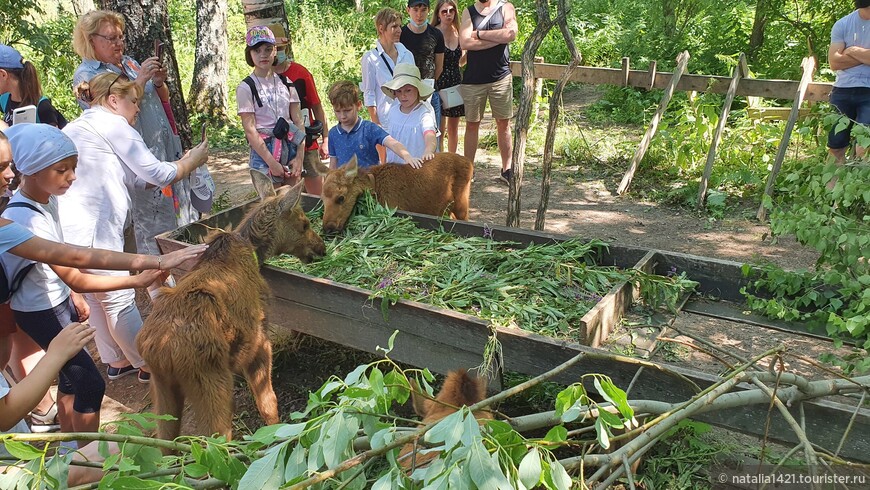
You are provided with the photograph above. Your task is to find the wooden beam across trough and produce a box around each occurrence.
[509,61,833,102]
[156,198,870,463]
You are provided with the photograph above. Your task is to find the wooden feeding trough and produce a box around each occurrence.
[156,197,870,463]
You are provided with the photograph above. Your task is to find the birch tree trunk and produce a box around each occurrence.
[241,0,294,61]
[71,0,97,16]
[188,0,229,122]
[98,0,193,149]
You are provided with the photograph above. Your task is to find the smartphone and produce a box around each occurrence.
[12,105,37,125]
[200,124,207,143]
[154,40,164,63]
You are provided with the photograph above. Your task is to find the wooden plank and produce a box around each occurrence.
[646,61,657,91]
[698,54,745,208]
[617,51,691,195]
[580,250,657,347]
[757,56,816,221]
[508,61,833,102]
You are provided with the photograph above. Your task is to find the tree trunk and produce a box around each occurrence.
[71,0,97,16]
[240,0,294,61]
[355,0,364,13]
[98,0,193,149]
[535,0,581,232]
[188,0,229,123]
[506,0,558,227]
[748,0,768,63]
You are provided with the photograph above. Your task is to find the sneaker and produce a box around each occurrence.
[29,402,60,433]
[138,370,151,384]
[499,168,512,185]
[107,364,139,380]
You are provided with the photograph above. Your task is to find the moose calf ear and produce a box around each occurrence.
[277,181,304,213]
[250,169,277,201]
[344,156,359,179]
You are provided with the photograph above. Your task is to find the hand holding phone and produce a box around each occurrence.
[200,124,207,143]
[154,40,164,63]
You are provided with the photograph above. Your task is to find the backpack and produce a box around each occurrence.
[0,202,45,304]
[242,74,302,109]
[0,93,68,129]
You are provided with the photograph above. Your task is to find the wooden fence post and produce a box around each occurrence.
[532,56,544,125]
[617,51,691,195]
[756,56,815,221]
[621,57,630,86]
[697,53,747,208]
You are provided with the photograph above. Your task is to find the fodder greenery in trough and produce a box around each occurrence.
[269,194,698,342]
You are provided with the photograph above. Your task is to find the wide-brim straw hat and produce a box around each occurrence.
[381,63,434,99]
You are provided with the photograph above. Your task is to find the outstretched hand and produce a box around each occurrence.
[47,323,96,363]
[405,157,424,169]
[160,244,208,270]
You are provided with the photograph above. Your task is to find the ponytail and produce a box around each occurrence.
[3,61,43,106]
[17,61,43,107]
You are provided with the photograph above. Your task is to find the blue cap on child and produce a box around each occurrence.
[4,123,78,176]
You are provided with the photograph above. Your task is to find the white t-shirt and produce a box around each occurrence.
[1,194,71,312]
[60,107,178,252]
[384,101,437,163]
[361,41,415,123]
[236,73,300,132]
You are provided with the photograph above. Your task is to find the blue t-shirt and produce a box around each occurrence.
[832,10,870,88]
[328,118,389,168]
[0,222,35,254]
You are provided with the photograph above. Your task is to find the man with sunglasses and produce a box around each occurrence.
[458,0,517,185]
[401,0,446,134]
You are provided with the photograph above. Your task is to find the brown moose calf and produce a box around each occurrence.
[137,171,325,443]
[399,369,492,472]
[321,153,473,234]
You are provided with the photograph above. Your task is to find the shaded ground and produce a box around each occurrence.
[93,87,848,474]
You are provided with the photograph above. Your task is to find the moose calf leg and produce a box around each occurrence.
[188,371,235,440]
[152,375,184,445]
[243,340,279,426]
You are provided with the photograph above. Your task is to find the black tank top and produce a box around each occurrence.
[463,4,511,85]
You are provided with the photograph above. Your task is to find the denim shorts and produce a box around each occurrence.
[250,137,299,184]
[827,86,870,150]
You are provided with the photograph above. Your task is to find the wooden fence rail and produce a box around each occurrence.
[509,61,832,102]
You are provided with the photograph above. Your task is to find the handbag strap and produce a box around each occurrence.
[379,52,394,77]
[475,0,506,30]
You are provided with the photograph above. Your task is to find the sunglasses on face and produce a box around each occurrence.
[441,7,456,14]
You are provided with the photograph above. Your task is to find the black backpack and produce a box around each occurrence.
[242,74,304,109]
[0,202,45,304]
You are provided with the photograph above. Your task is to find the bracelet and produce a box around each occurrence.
[157,255,163,270]
[154,83,164,88]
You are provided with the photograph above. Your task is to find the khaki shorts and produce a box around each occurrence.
[459,75,513,123]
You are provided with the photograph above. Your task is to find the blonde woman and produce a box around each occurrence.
[60,73,208,384]
[431,0,466,153]
[72,10,204,257]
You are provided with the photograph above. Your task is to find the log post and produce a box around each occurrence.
[621,56,630,86]
[616,51,691,195]
[756,56,815,221]
[532,56,545,125]
[697,53,746,208]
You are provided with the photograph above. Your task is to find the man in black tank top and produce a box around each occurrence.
[458,0,517,184]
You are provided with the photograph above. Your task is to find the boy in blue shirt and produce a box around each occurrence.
[326,80,421,169]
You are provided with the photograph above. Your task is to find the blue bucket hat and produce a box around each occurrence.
[0,44,25,70]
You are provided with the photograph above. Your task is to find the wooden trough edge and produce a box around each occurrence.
[155,198,870,462]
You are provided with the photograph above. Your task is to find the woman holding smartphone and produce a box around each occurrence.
[71,10,208,259]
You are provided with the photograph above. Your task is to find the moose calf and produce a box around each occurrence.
[399,369,492,472]
[321,153,473,234]
[137,171,325,443]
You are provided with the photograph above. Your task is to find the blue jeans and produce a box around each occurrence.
[828,86,870,150]
[250,137,298,184]
[431,92,442,150]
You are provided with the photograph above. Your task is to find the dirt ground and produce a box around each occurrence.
[93,89,852,472]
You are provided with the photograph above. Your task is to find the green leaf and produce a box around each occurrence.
[2,440,44,461]
[544,425,567,444]
[518,447,543,489]
[547,458,573,490]
[595,418,611,450]
[425,409,466,448]
[275,422,306,439]
[467,439,512,490]
[593,377,635,425]
[372,472,394,490]
[184,463,210,478]
[102,476,166,489]
[238,441,287,489]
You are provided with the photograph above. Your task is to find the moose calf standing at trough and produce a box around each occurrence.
[399,369,492,471]
[321,153,474,234]
[137,171,325,443]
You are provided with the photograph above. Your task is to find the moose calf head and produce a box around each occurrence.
[241,170,325,263]
[321,157,369,235]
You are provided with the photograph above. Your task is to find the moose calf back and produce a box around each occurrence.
[322,153,473,234]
